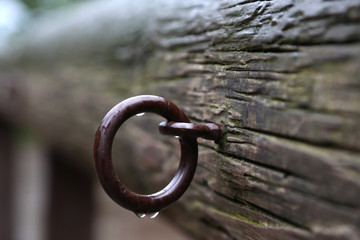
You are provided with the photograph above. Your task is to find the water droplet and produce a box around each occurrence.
[136,213,146,218]
[149,212,159,219]
[174,136,180,139]
[136,112,145,117]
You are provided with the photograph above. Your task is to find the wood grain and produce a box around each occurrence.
[1,0,360,239]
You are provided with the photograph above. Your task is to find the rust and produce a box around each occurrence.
[159,121,224,143]
[93,95,223,215]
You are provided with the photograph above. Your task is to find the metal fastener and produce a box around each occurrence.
[93,95,224,217]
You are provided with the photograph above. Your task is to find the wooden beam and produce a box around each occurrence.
[1,0,360,239]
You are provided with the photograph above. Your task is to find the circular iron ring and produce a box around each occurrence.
[93,95,198,214]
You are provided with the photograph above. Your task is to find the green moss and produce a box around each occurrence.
[191,200,268,228]
[207,177,217,185]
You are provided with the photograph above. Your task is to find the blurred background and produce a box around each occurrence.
[0,1,192,240]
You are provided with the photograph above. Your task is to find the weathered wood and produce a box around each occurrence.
[1,0,360,239]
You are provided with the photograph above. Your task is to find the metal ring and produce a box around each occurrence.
[93,95,198,215]
[159,121,224,142]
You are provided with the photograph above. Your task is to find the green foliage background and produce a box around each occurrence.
[20,0,85,13]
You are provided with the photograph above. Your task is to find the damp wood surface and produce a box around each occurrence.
[1,0,360,239]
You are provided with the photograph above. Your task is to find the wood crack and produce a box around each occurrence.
[241,126,360,153]
[212,190,312,232]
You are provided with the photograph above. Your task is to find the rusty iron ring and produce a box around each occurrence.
[93,95,198,215]
[159,121,224,143]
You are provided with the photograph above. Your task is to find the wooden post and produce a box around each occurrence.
[47,149,94,240]
[0,120,15,240]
